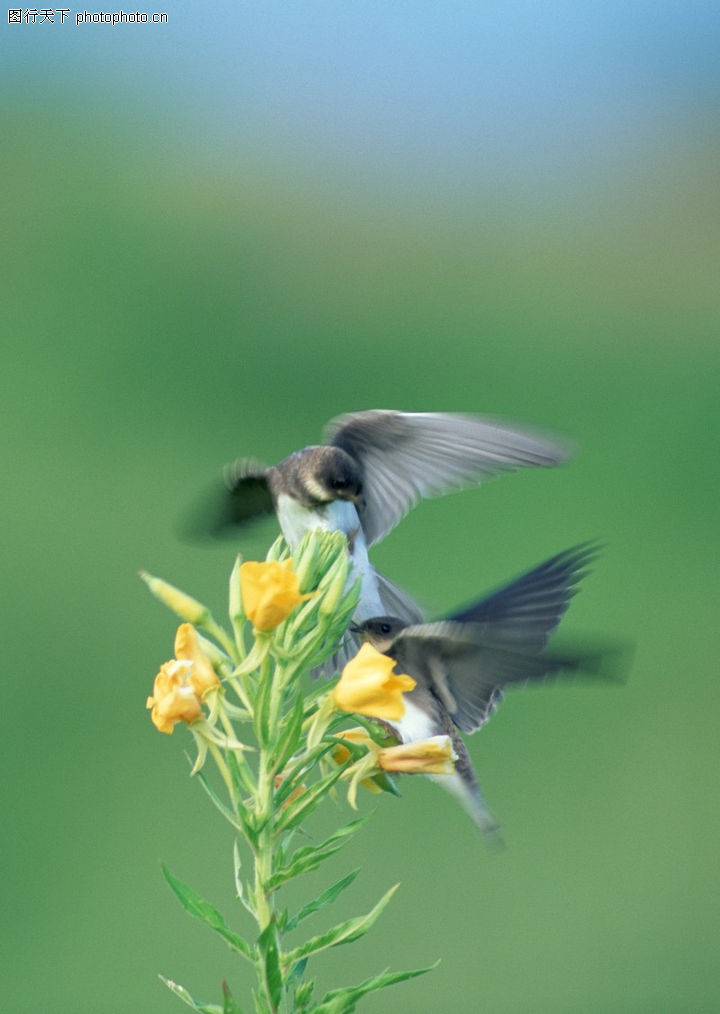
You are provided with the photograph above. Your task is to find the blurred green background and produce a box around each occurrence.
[3,4,719,1012]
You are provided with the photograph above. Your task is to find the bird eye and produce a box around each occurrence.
[331,479,347,490]
[379,623,391,635]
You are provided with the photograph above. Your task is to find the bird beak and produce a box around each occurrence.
[349,623,363,635]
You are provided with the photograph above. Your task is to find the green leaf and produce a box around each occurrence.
[274,764,347,835]
[162,866,253,962]
[269,689,305,777]
[226,748,256,797]
[159,975,223,1013]
[368,771,402,797]
[285,870,359,933]
[311,962,440,1014]
[233,840,255,916]
[293,978,315,1012]
[285,884,399,964]
[265,814,370,891]
[273,742,336,808]
[257,919,282,1012]
[194,767,254,842]
[253,662,273,748]
[251,988,271,1014]
[222,980,247,1014]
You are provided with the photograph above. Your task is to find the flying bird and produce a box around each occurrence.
[185,409,570,625]
[352,543,620,836]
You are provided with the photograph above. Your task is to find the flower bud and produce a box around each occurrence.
[228,554,244,622]
[140,571,209,625]
[318,553,351,617]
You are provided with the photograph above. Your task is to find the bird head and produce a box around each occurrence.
[300,446,365,507]
[350,616,406,653]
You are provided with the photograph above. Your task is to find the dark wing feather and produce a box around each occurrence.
[326,410,570,545]
[393,622,607,734]
[375,569,425,626]
[180,458,274,539]
[447,543,600,650]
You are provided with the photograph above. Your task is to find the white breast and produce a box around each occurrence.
[387,697,437,742]
[275,495,384,619]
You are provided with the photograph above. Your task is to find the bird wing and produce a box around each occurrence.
[393,622,603,734]
[375,569,425,625]
[325,410,570,545]
[447,543,599,650]
[180,457,275,539]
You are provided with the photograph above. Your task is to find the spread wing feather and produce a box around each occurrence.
[326,410,570,545]
[447,543,599,650]
[179,458,274,540]
[393,622,601,734]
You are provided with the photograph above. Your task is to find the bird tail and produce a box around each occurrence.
[430,771,502,842]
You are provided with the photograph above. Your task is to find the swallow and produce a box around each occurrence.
[185,409,570,626]
[352,543,621,836]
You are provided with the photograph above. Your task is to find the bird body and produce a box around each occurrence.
[188,410,570,629]
[354,544,607,834]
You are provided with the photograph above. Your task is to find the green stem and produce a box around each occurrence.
[206,739,236,802]
[202,616,240,665]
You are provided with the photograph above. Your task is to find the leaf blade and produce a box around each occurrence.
[285,870,360,933]
[285,884,399,964]
[162,866,253,962]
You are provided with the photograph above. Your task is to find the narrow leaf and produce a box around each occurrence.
[264,841,347,891]
[312,962,440,1014]
[253,664,273,748]
[257,919,282,1011]
[293,978,315,1012]
[285,870,359,933]
[233,840,255,916]
[274,764,347,835]
[162,866,253,962]
[222,980,247,1014]
[273,742,336,807]
[159,975,223,1013]
[269,689,305,776]
[194,767,253,841]
[265,815,369,891]
[285,884,399,963]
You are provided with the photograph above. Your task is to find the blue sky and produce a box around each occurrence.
[3,2,719,203]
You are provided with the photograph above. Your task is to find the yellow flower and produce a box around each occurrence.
[239,559,311,631]
[146,659,202,734]
[173,623,219,697]
[379,735,457,775]
[332,644,416,720]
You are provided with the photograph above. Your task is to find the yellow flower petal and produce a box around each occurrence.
[146,659,202,734]
[174,623,220,696]
[332,644,416,720]
[379,735,457,775]
[239,559,311,631]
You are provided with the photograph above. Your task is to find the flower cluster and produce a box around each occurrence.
[143,531,444,1013]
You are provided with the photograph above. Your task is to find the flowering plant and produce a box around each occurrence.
[143,531,442,1013]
